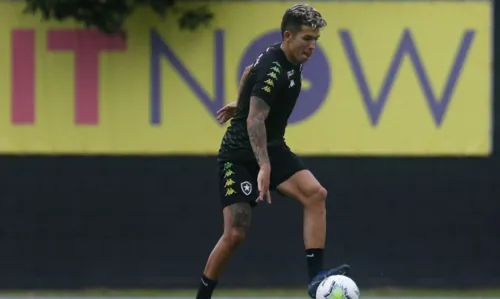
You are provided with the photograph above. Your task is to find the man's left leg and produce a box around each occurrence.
[274,164,349,298]
[278,169,327,275]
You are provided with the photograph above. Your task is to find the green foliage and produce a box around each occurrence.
[23,0,214,35]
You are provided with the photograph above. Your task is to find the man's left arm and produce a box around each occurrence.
[236,64,253,105]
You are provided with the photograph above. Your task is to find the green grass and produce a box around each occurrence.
[1,288,500,297]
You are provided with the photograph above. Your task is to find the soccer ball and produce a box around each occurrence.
[315,275,360,299]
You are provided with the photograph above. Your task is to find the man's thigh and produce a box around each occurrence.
[218,160,259,209]
[269,147,308,190]
[269,149,325,203]
[276,169,325,204]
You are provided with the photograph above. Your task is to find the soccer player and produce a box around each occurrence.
[196,4,350,299]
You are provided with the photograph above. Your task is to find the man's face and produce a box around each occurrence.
[285,25,320,64]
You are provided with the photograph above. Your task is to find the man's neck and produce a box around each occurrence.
[280,43,299,65]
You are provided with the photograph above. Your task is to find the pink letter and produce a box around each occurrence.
[47,30,126,125]
[12,29,35,125]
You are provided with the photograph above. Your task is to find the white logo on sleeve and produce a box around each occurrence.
[240,181,252,196]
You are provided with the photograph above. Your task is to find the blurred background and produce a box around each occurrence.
[0,0,498,297]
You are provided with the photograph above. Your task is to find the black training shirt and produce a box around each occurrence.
[218,43,303,161]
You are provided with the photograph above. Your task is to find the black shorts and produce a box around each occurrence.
[217,146,306,209]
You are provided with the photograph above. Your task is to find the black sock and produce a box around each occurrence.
[196,274,218,299]
[306,248,324,282]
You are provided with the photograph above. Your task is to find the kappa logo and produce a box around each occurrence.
[240,181,252,196]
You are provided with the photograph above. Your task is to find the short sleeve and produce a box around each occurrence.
[250,58,285,106]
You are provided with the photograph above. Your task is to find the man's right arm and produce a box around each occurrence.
[246,58,282,167]
[247,96,270,167]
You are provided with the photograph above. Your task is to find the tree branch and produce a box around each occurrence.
[22,0,214,35]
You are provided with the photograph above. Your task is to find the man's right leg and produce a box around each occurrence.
[196,159,259,299]
[196,202,252,299]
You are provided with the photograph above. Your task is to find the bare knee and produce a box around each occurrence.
[222,203,252,248]
[303,186,327,210]
[223,227,247,249]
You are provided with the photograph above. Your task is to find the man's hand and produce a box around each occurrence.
[256,164,271,204]
[216,102,237,124]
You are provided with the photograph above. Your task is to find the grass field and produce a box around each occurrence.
[1,288,500,297]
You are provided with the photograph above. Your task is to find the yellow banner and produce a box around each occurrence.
[0,2,492,155]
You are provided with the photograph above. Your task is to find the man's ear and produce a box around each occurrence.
[283,30,293,41]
